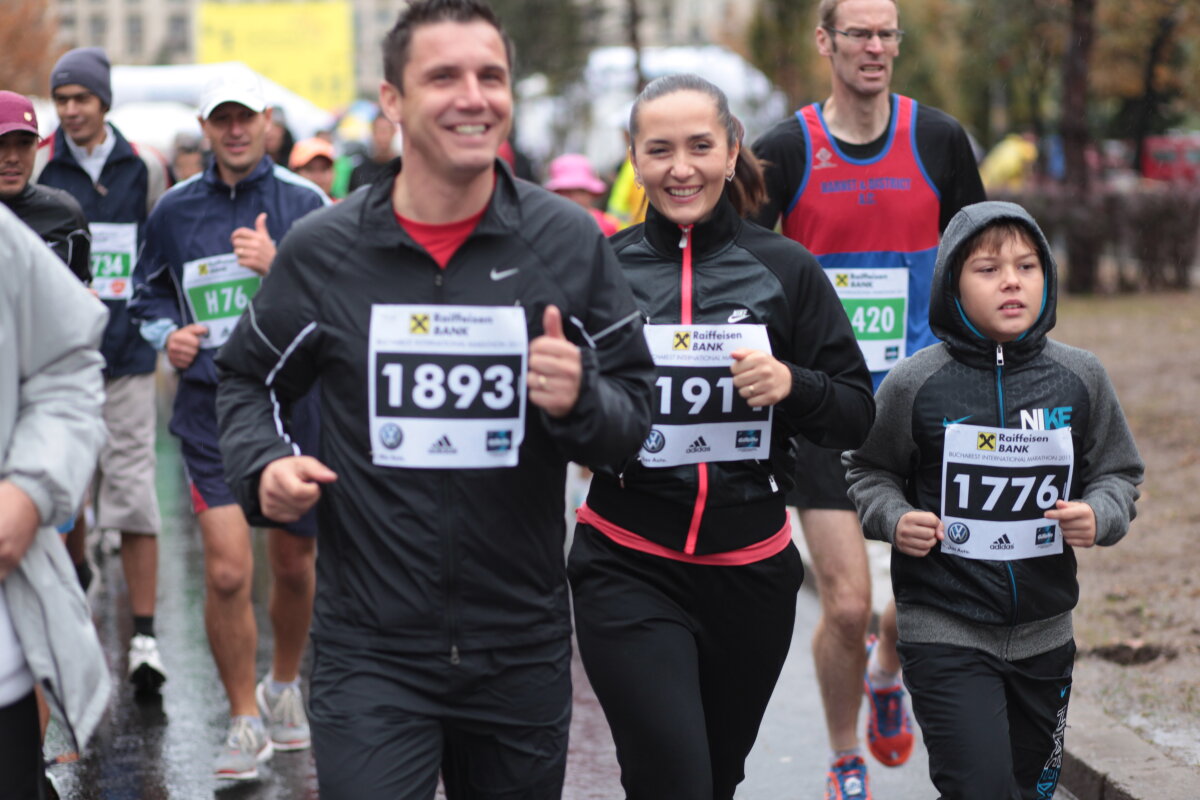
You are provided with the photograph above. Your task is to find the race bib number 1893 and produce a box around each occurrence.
[940,424,1074,561]
[368,304,527,469]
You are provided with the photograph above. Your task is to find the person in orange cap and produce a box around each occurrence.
[544,153,621,236]
[289,137,338,201]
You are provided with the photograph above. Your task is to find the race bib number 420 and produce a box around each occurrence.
[824,267,907,372]
[639,324,772,467]
[940,424,1074,561]
[368,304,527,469]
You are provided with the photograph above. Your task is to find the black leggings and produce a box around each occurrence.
[0,691,43,800]
[899,640,1075,800]
[568,524,803,800]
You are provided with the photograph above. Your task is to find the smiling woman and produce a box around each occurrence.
[569,73,874,800]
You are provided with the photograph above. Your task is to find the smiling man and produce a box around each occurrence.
[752,1,985,798]
[128,70,329,781]
[212,1,654,798]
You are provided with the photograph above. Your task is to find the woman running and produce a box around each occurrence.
[569,73,875,800]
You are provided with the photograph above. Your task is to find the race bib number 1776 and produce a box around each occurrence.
[940,424,1074,561]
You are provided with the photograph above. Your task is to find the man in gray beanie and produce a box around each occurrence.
[35,46,172,702]
[51,47,113,111]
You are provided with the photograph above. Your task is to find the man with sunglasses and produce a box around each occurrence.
[753,1,984,798]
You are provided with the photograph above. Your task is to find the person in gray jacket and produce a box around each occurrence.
[843,200,1143,800]
[0,203,110,798]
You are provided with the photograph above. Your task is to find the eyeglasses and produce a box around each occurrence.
[824,27,905,45]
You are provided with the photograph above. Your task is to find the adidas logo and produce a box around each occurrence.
[428,435,456,454]
[990,533,1014,551]
[685,436,711,455]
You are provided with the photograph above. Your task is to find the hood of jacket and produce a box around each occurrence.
[930,200,1058,368]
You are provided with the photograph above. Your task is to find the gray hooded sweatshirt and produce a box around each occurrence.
[844,201,1144,661]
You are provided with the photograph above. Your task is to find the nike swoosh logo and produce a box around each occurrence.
[490,267,519,281]
[727,309,750,323]
[942,415,972,427]
[1060,683,1072,698]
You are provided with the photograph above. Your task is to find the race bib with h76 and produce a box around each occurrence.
[182,252,261,349]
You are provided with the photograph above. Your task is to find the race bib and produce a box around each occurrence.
[940,424,1074,561]
[825,267,907,372]
[182,253,261,349]
[368,304,527,469]
[90,222,138,300]
[639,324,772,467]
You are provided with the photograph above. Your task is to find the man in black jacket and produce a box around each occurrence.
[0,91,90,283]
[215,2,654,798]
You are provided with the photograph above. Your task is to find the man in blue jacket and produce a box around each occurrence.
[36,46,172,698]
[129,69,329,781]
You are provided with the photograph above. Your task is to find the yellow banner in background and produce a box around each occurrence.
[197,1,354,111]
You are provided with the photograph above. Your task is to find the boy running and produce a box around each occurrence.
[844,201,1143,799]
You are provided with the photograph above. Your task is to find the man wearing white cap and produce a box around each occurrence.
[129,69,329,781]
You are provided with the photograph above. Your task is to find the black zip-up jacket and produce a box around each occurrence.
[2,182,91,282]
[845,201,1143,661]
[215,161,655,655]
[586,197,874,555]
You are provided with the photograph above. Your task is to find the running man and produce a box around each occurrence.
[215,2,655,797]
[36,46,172,695]
[752,1,985,797]
[129,70,329,780]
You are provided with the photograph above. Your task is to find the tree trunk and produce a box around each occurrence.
[627,0,647,93]
[1129,3,1182,173]
[1061,0,1099,294]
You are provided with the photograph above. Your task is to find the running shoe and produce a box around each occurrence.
[127,634,167,694]
[863,634,914,767]
[256,679,311,751]
[826,754,871,800]
[214,717,273,780]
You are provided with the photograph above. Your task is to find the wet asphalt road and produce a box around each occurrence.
[46,431,1069,798]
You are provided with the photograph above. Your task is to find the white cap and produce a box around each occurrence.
[198,69,267,120]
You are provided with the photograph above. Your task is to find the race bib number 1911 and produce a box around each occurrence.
[940,424,1074,561]
[368,304,527,469]
[639,324,772,467]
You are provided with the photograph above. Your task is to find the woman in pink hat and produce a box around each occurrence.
[544,153,622,236]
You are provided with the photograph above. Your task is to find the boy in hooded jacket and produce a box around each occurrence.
[843,200,1143,800]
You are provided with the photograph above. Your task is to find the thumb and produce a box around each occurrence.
[542,305,566,340]
[255,212,269,236]
[297,456,338,484]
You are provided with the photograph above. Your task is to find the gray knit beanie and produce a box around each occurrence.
[51,47,113,109]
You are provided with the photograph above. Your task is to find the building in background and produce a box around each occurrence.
[48,0,761,106]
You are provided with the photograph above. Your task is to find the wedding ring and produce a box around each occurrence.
[539,374,548,389]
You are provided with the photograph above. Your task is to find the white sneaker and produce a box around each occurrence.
[256,679,311,751]
[127,634,167,693]
[214,716,273,780]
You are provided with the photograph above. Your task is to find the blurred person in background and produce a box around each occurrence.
[289,137,337,201]
[0,91,91,283]
[36,46,173,701]
[265,106,294,168]
[544,153,620,236]
[347,110,398,192]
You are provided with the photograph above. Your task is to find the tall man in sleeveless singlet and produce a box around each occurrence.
[753,1,984,797]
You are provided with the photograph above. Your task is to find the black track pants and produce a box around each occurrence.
[898,640,1075,800]
[0,691,42,800]
[309,637,571,800]
[568,524,804,800]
